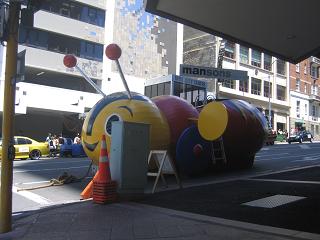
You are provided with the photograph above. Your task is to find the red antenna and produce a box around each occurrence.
[63,55,107,98]
[105,43,132,99]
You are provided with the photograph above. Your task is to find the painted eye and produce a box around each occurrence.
[105,114,121,136]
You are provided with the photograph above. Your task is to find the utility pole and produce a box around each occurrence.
[216,39,226,99]
[0,1,20,233]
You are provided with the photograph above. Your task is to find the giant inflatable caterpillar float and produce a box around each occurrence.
[64,44,269,176]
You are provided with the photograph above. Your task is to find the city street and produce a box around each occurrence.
[11,157,93,215]
[8,142,320,216]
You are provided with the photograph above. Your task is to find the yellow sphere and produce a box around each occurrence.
[81,92,170,165]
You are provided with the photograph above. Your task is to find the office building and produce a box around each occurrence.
[0,0,179,140]
[182,27,290,132]
[289,57,320,138]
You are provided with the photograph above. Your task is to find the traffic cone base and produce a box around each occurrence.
[92,134,118,204]
[93,180,118,204]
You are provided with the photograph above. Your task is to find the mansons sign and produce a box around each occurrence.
[180,64,248,81]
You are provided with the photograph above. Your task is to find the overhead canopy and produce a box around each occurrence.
[144,0,320,64]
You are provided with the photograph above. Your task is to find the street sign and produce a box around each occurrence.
[180,64,248,81]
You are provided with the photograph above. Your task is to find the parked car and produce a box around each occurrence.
[59,137,73,157]
[0,136,49,160]
[287,131,313,144]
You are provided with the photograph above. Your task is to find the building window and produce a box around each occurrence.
[311,85,317,95]
[239,79,248,92]
[276,85,286,101]
[224,41,235,59]
[296,63,300,72]
[41,0,105,27]
[305,83,308,93]
[276,59,286,75]
[312,105,317,117]
[19,27,103,62]
[264,80,272,97]
[304,63,307,74]
[296,100,300,118]
[295,78,300,91]
[305,103,308,115]
[251,50,261,67]
[251,78,261,95]
[221,80,235,89]
[239,46,249,64]
[264,54,272,71]
[311,65,318,78]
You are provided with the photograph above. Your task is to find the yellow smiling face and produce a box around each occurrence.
[81,92,170,165]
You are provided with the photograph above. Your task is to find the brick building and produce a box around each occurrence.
[289,57,320,139]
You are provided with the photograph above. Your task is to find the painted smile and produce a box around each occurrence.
[84,141,98,152]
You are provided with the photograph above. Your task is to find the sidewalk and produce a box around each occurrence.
[1,200,320,240]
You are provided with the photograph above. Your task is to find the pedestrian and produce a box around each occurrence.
[46,133,52,142]
[49,136,56,157]
[74,133,81,144]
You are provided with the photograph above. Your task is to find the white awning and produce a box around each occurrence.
[145,0,320,64]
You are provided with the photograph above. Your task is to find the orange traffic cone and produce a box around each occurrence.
[96,134,111,182]
[80,171,99,199]
[93,135,117,204]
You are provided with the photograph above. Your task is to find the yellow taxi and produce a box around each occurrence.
[0,136,49,160]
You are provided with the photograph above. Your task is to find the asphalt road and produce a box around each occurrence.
[8,142,320,219]
[12,157,93,214]
[139,142,320,234]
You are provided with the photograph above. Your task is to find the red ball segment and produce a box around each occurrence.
[105,44,122,60]
[193,144,203,158]
[63,55,77,68]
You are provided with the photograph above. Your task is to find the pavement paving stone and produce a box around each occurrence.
[133,224,158,239]
[200,224,296,240]
[156,225,183,238]
[3,196,320,240]
[68,230,110,240]
[110,224,134,240]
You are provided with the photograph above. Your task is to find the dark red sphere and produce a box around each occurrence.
[152,95,199,145]
[105,44,122,60]
[193,144,203,158]
[63,55,77,68]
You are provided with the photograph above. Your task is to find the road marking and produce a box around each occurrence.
[255,155,292,162]
[13,165,88,173]
[256,153,289,157]
[255,170,273,174]
[256,152,320,162]
[293,156,320,162]
[14,159,89,166]
[15,180,50,185]
[12,186,52,205]
[299,144,311,149]
[15,177,92,186]
[247,178,320,185]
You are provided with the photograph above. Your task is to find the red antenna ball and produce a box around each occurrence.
[63,55,77,68]
[193,144,203,158]
[105,44,122,60]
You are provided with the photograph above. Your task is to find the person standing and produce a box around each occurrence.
[46,133,52,142]
[49,136,56,157]
[74,133,81,144]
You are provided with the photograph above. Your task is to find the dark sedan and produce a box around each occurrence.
[287,131,313,144]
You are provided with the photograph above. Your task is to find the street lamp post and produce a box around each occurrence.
[268,75,272,127]
[268,58,278,129]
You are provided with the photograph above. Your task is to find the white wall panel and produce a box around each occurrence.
[34,11,104,44]
[18,46,103,79]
